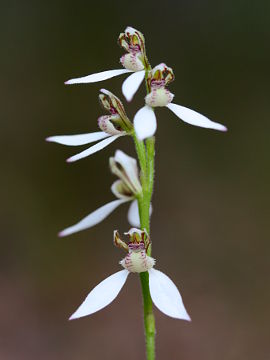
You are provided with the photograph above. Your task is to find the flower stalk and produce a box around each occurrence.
[133,61,156,359]
[134,122,156,360]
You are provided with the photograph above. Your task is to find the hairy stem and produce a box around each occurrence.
[134,132,156,360]
[140,272,156,360]
[133,63,156,360]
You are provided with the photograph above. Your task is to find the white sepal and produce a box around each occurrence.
[65,69,132,85]
[69,270,129,320]
[167,103,227,132]
[134,106,157,140]
[127,200,153,227]
[46,131,110,146]
[122,70,145,102]
[67,135,122,163]
[148,269,191,321]
[59,199,128,237]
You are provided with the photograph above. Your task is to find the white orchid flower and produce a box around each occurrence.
[134,63,228,140]
[70,229,191,321]
[47,89,133,162]
[59,150,151,237]
[65,27,148,102]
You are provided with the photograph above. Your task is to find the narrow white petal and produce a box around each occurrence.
[65,69,132,85]
[122,70,145,102]
[46,132,110,146]
[149,269,191,321]
[69,270,129,320]
[134,106,157,140]
[127,200,153,227]
[59,199,128,237]
[127,200,140,227]
[67,135,121,162]
[167,103,227,132]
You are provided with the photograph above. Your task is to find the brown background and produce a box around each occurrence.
[1,0,269,359]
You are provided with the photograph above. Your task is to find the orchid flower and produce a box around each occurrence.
[70,229,190,321]
[47,89,133,162]
[134,63,228,140]
[65,27,149,102]
[59,150,151,237]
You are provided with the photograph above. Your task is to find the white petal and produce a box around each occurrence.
[69,270,129,320]
[167,103,227,132]
[113,150,141,193]
[65,69,132,85]
[67,135,121,162]
[149,269,191,321]
[46,131,110,146]
[59,199,128,237]
[122,70,145,102]
[127,200,153,227]
[127,200,140,227]
[134,106,157,140]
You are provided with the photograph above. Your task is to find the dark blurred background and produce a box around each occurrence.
[1,0,269,359]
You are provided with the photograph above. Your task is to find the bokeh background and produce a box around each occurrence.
[1,0,269,359]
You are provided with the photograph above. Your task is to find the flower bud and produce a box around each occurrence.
[99,89,133,131]
[120,53,144,72]
[145,88,174,107]
[109,150,142,196]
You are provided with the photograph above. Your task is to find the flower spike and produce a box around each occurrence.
[70,229,190,321]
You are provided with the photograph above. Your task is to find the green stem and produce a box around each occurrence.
[134,132,156,360]
[133,133,147,188]
[146,137,155,212]
[140,272,156,360]
[133,64,156,360]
